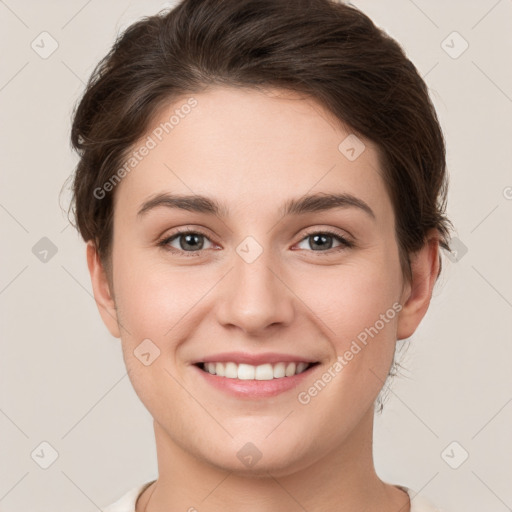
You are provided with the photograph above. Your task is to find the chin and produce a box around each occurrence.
[197,436,317,478]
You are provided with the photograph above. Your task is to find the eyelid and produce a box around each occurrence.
[294,227,354,253]
[300,226,353,244]
[158,226,354,255]
[157,227,217,253]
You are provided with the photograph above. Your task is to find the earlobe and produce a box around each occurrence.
[396,231,441,341]
[86,241,121,339]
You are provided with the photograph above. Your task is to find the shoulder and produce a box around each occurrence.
[102,480,156,512]
[397,485,446,512]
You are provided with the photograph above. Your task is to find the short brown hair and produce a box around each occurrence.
[67,0,452,285]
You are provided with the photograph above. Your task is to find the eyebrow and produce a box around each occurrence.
[137,192,376,220]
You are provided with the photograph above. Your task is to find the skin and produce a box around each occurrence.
[86,86,440,512]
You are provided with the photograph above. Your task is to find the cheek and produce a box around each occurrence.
[303,253,402,380]
[113,252,195,340]
[112,254,193,419]
[308,255,401,333]
[292,260,402,427]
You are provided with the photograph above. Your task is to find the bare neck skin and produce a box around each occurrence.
[136,407,410,512]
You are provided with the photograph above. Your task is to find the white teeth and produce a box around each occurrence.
[215,362,225,377]
[296,362,308,374]
[273,362,286,378]
[238,363,255,380]
[200,361,313,379]
[255,363,274,381]
[224,362,238,378]
[285,362,296,377]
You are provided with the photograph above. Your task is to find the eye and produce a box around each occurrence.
[295,230,354,254]
[158,229,216,255]
[158,228,354,257]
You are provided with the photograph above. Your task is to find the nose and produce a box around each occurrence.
[215,246,295,336]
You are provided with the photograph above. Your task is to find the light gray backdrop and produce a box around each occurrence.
[0,0,511,511]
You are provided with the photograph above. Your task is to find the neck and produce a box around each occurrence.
[139,408,409,512]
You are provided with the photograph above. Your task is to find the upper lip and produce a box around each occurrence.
[193,352,319,366]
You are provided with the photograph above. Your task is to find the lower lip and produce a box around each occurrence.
[193,364,318,398]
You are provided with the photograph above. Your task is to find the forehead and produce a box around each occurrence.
[113,86,390,221]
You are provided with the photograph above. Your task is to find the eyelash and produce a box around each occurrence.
[157,227,354,257]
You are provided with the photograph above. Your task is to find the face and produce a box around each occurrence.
[90,86,423,477]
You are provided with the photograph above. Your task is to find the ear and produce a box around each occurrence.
[397,230,440,340]
[86,241,121,339]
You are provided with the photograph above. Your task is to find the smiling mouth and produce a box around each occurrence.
[195,361,319,380]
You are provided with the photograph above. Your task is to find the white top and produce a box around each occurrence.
[102,480,445,511]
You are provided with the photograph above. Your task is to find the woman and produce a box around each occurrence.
[68,0,452,510]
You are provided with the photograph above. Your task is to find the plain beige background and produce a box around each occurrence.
[1,1,511,510]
